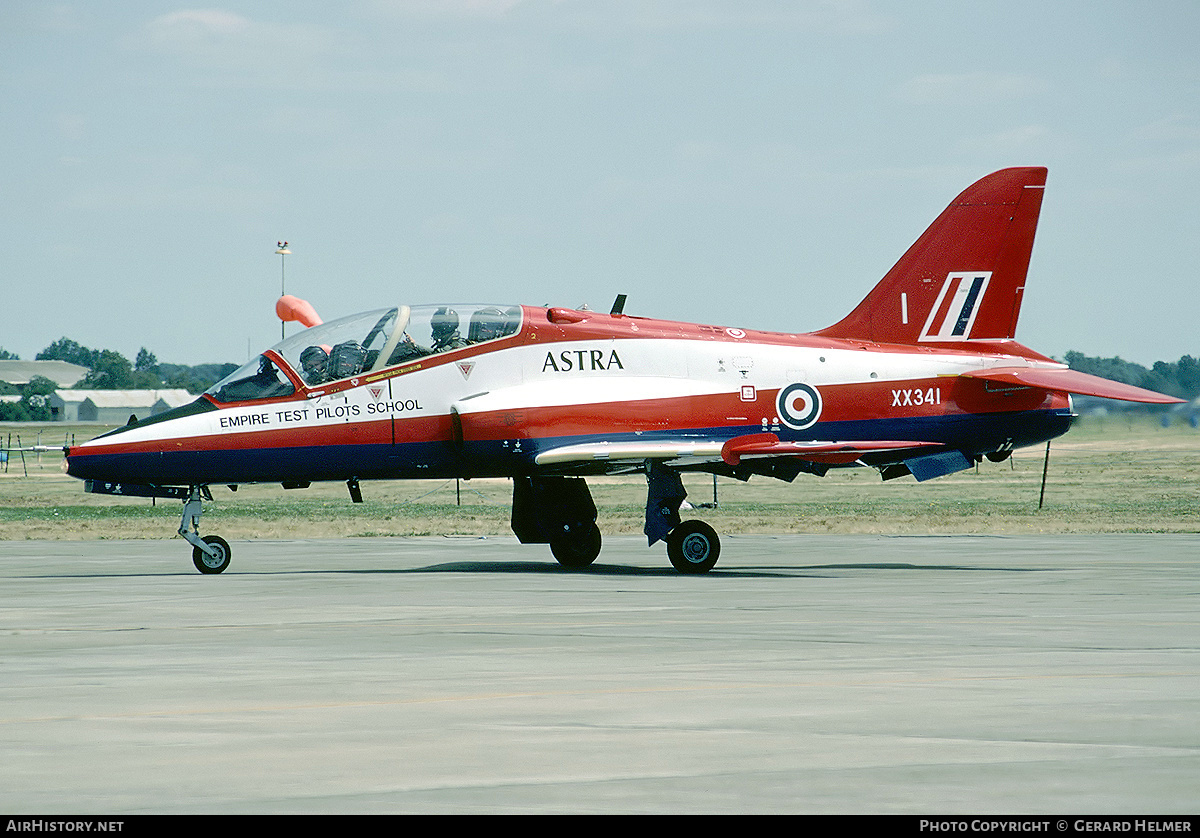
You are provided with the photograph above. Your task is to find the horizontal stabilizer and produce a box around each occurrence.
[961,367,1184,404]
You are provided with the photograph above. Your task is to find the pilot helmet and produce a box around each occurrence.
[469,307,506,342]
[431,307,459,342]
[299,345,329,381]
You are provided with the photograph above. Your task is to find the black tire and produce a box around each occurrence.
[667,520,720,574]
[192,535,232,574]
[550,524,602,569]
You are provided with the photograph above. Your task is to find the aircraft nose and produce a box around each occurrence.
[63,445,92,479]
[63,441,128,482]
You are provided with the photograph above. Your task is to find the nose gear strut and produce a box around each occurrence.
[179,485,232,574]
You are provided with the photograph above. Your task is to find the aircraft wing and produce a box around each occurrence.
[534,434,943,467]
[959,366,1184,404]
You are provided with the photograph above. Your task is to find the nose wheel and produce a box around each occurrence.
[192,535,232,574]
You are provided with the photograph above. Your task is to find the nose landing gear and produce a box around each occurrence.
[179,485,231,574]
[81,480,233,575]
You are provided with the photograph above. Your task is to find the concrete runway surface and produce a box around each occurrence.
[1,534,1197,814]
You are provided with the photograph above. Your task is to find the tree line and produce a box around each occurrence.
[1064,352,1200,403]
[28,337,237,393]
[0,338,237,422]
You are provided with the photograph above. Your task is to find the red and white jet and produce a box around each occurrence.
[65,167,1181,574]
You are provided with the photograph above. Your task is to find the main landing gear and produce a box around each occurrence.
[179,485,231,574]
[645,460,720,574]
[511,466,722,574]
[666,519,721,574]
[511,476,604,569]
[549,522,603,570]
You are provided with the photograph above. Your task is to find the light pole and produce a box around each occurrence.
[275,241,290,339]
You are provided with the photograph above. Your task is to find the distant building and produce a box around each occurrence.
[0,360,89,388]
[49,389,194,423]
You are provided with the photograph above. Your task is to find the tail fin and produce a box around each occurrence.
[816,167,1047,345]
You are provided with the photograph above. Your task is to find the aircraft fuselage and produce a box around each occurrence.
[65,304,1073,488]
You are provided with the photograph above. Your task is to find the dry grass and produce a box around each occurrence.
[2,415,1197,541]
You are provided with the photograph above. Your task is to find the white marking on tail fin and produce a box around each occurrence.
[919,272,992,342]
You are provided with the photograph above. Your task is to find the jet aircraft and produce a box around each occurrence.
[65,167,1182,574]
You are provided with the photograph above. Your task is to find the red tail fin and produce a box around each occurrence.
[816,167,1047,345]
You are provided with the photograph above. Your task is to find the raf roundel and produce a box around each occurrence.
[776,382,822,430]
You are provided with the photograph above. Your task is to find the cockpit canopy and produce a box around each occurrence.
[207,303,522,404]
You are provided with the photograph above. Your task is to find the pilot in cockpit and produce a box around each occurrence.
[431,307,468,352]
[468,307,508,344]
[328,341,367,379]
[299,344,331,385]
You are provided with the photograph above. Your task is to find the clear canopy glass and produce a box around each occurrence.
[207,304,522,403]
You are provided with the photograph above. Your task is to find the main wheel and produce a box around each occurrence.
[550,523,602,569]
[666,520,720,574]
[192,535,232,574]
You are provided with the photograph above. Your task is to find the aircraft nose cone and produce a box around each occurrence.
[63,441,132,482]
[63,446,93,480]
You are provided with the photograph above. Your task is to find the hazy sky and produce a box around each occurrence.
[3,0,1197,367]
